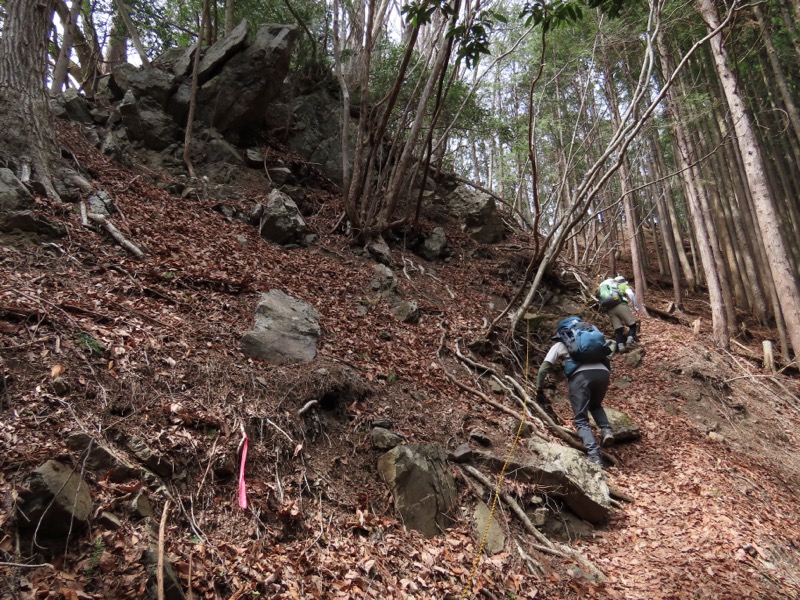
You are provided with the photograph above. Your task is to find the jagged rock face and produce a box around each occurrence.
[100,21,296,151]
[18,460,92,537]
[119,91,180,151]
[169,24,298,135]
[377,443,457,538]
[282,88,357,185]
[110,62,177,109]
[240,289,320,364]
[445,186,507,243]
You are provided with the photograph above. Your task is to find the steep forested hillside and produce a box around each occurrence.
[1,118,800,599]
[1,0,800,597]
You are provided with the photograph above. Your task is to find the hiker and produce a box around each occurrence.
[596,275,639,353]
[535,316,614,467]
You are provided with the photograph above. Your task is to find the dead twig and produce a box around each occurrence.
[0,561,54,569]
[87,212,144,258]
[265,418,294,443]
[461,465,561,555]
[157,499,171,600]
[298,400,318,417]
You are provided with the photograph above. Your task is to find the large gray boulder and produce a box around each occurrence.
[283,88,357,185]
[253,189,307,245]
[445,186,507,243]
[153,45,196,78]
[473,501,506,555]
[170,24,297,134]
[110,62,176,109]
[197,19,250,83]
[119,91,180,151]
[240,289,320,364]
[18,460,92,537]
[51,88,93,123]
[416,227,449,261]
[604,407,641,443]
[377,444,457,537]
[474,437,611,523]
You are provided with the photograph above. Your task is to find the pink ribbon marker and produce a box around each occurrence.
[238,427,249,509]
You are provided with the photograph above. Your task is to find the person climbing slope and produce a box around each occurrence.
[535,316,615,467]
[596,275,640,353]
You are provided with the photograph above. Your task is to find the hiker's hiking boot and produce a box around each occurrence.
[588,454,604,467]
[601,429,615,448]
[626,336,637,348]
[616,343,626,354]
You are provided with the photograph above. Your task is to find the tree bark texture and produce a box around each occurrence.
[697,0,800,359]
[0,0,60,201]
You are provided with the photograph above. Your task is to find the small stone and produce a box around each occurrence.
[531,507,548,527]
[131,493,154,519]
[708,432,725,442]
[613,378,632,390]
[51,377,70,396]
[371,419,393,429]
[469,431,491,447]
[391,300,420,324]
[379,330,392,340]
[98,511,122,530]
[19,460,92,537]
[513,419,533,438]
[448,443,473,463]
[371,427,403,451]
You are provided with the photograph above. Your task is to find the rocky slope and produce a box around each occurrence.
[1,115,800,600]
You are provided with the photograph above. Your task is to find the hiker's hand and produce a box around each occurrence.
[535,390,547,406]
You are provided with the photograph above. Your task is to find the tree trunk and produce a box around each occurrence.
[224,0,236,34]
[51,0,83,93]
[697,0,800,358]
[0,0,60,202]
[113,0,150,68]
[656,27,729,347]
[183,0,211,178]
[104,15,128,72]
[648,132,684,306]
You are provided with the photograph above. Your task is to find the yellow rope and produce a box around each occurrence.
[459,319,531,599]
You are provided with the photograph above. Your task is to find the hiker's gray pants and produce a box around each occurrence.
[607,302,637,330]
[568,369,611,457]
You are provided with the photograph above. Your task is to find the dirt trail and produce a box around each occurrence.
[575,315,800,598]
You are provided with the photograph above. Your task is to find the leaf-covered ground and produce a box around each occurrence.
[1,121,799,599]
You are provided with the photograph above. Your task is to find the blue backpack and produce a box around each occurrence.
[555,316,611,377]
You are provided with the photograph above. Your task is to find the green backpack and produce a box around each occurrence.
[597,280,622,309]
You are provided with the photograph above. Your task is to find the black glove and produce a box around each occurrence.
[535,389,547,406]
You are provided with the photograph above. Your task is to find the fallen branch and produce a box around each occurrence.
[463,470,608,583]
[0,561,54,569]
[608,485,634,503]
[297,400,318,417]
[157,499,171,600]
[265,418,294,443]
[461,465,561,555]
[87,212,144,258]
